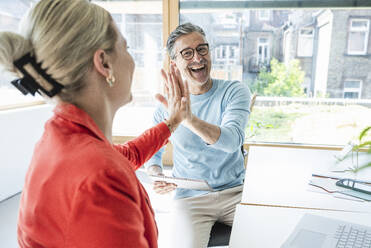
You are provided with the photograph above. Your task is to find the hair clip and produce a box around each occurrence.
[11,78,36,95]
[12,53,64,97]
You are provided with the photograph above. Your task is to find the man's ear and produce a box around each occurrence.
[93,49,112,78]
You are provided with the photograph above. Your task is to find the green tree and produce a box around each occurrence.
[252,58,305,97]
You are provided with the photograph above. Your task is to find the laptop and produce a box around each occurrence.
[281,214,371,248]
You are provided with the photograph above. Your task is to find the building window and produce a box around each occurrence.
[343,80,362,99]
[215,46,225,60]
[297,27,314,57]
[229,46,235,59]
[257,37,270,64]
[348,19,369,55]
[258,10,270,21]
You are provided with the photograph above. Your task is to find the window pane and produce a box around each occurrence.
[180,5,371,146]
[93,1,163,136]
[0,0,42,107]
[344,92,359,99]
[344,81,361,88]
[351,20,368,29]
[298,36,313,57]
[300,28,314,36]
[94,1,163,108]
[348,32,367,53]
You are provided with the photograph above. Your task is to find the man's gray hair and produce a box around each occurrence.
[166,22,206,60]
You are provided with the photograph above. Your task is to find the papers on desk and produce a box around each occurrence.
[136,170,213,191]
[321,150,371,183]
[308,176,371,202]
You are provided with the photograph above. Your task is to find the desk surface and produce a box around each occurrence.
[229,204,371,248]
[242,146,371,212]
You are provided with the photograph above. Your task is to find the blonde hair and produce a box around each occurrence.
[0,0,117,102]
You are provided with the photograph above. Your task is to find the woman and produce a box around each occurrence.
[0,0,188,247]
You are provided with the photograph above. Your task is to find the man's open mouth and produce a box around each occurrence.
[190,65,206,72]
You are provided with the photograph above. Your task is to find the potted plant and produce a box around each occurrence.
[350,126,371,172]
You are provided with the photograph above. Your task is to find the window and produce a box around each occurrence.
[258,10,270,21]
[215,45,238,62]
[257,37,270,64]
[215,46,226,60]
[297,27,314,57]
[343,80,362,99]
[348,19,370,55]
[180,2,371,146]
[94,1,163,109]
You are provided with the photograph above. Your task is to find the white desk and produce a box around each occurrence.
[229,204,371,248]
[241,146,371,212]
[229,146,371,247]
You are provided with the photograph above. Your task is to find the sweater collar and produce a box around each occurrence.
[53,103,109,145]
[190,79,218,102]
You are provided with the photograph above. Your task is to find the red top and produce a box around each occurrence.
[17,103,170,248]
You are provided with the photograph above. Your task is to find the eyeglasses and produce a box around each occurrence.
[179,43,209,60]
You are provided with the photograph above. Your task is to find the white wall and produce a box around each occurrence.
[0,104,156,202]
[0,105,53,202]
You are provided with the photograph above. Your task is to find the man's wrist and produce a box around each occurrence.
[183,114,195,128]
[147,164,163,175]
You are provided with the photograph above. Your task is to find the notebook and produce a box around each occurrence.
[281,214,371,248]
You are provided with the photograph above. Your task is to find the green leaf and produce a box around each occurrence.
[359,126,371,141]
[357,141,371,149]
[352,161,371,173]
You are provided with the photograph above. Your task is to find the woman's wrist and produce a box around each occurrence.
[164,119,178,133]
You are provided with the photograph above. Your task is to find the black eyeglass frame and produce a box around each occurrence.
[178,43,209,60]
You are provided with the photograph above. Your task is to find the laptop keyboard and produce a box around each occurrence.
[335,224,371,248]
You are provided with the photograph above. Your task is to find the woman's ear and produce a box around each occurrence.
[93,49,112,78]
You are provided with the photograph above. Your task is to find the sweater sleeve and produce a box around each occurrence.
[66,168,153,248]
[114,121,170,170]
[143,106,167,169]
[208,82,251,153]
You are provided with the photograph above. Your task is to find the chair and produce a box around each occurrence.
[207,221,232,247]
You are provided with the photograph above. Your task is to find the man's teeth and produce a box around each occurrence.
[190,65,205,71]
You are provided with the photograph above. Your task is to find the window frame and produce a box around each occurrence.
[257,37,270,65]
[297,27,314,57]
[258,9,270,21]
[347,18,370,55]
[343,79,362,99]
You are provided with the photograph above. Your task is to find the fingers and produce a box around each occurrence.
[167,68,175,100]
[183,79,190,101]
[161,69,170,99]
[162,66,185,101]
[153,181,177,194]
[170,65,181,100]
[155,93,168,108]
[174,66,185,97]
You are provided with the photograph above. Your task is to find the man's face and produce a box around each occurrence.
[172,32,212,86]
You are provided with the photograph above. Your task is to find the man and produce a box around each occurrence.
[145,22,251,248]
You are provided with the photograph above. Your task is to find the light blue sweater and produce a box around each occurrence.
[145,79,251,199]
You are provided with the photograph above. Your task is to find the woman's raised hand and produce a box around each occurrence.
[155,64,191,132]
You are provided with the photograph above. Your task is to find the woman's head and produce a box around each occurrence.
[0,0,124,102]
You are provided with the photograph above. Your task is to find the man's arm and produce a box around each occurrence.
[184,82,251,152]
[144,106,166,171]
[182,116,221,145]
